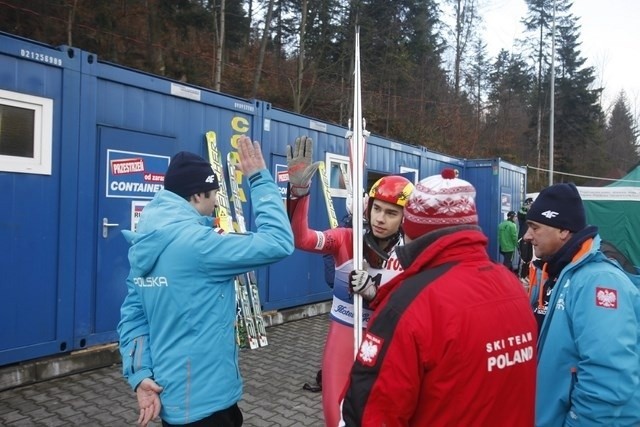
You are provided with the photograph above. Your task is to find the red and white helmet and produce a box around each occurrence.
[366,175,414,219]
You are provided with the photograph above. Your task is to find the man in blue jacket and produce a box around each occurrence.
[524,182,640,426]
[118,136,294,427]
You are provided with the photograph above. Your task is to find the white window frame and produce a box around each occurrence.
[400,166,419,184]
[325,153,350,198]
[0,89,53,175]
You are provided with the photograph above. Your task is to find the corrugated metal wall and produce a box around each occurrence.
[465,159,527,260]
[1,35,80,364]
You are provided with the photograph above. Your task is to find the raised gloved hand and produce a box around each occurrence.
[349,268,378,301]
[286,136,322,198]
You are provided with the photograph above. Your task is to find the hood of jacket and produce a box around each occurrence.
[373,226,488,306]
[122,189,213,278]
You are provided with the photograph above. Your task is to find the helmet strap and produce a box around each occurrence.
[363,227,401,268]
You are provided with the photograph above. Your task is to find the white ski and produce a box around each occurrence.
[206,131,259,350]
[317,161,339,229]
[349,27,366,354]
[227,151,268,347]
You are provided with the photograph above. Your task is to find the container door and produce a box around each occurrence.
[263,153,332,310]
[94,126,175,341]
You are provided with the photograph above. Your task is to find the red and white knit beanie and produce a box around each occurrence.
[403,168,478,239]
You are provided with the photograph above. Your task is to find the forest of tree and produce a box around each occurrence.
[1,0,638,191]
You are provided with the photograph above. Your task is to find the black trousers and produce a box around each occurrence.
[500,250,514,271]
[162,403,243,427]
[519,240,533,278]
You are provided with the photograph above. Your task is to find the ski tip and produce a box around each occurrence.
[228,151,240,162]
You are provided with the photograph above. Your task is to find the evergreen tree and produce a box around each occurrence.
[521,0,568,185]
[355,0,449,147]
[551,10,605,183]
[295,0,349,117]
[485,50,533,160]
[605,92,640,170]
[464,37,490,154]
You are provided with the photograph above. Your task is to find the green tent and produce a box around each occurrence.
[580,166,640,266]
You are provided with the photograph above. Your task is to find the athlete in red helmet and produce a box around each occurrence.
[286,136,414,427]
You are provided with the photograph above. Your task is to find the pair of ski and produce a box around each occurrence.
[205,131,268,350]
[316,29,366,358]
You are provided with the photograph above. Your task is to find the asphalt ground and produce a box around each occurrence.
[0,314,329,426]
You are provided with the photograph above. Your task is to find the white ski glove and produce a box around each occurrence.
[349,269,378,301]
[286,136,322,198]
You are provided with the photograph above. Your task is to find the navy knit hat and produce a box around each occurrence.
[164,151,219,198]
[526,183,586,232]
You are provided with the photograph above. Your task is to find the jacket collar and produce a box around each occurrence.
[396,225,486,272]
[534,225,598,279]
[372,226,487,307]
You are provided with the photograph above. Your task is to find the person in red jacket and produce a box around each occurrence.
[286,136,414,427]
[340,169,538,426]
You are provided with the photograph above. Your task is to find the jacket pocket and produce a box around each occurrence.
[128,337,144,375]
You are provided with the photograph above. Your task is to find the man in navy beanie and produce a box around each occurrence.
[118,137,294,427]
[164,151,221,201]
[524,182,640,426]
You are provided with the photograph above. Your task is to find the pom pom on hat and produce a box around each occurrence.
[164,151,219,199]
[526,182,586,232]
[441,168,457,179]
[403,168,478,239]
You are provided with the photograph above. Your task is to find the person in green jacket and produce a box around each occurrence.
[498,211,518,272]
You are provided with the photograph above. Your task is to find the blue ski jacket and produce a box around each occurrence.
[528,235,640,427]
[117,169,293,424]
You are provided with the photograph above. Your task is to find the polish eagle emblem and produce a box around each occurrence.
[596,287,617,309]
[357,331,384,367]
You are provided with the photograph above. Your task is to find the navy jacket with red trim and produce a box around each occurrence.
[340,226,538,427]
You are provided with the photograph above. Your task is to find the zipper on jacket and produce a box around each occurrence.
[234,344,240,379]
[568,367,578,407]
[129,340,138,374]
[129,337,144,375]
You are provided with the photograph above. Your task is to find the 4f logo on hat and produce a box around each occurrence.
[541,210,559,219]
[205,174,217,183]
